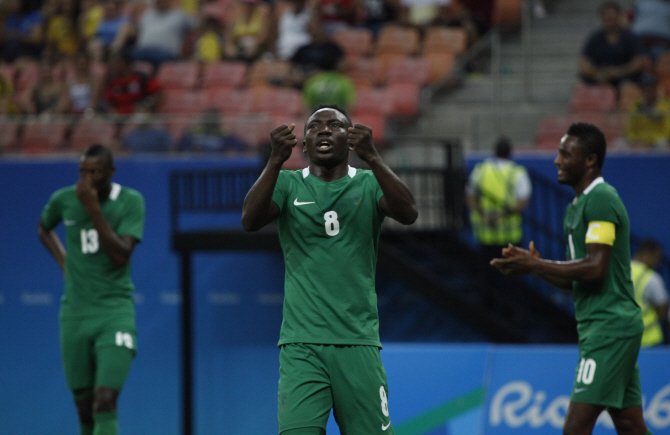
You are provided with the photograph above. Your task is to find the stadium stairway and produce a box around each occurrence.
[376,230,578,343]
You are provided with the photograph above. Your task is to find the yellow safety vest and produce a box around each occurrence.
[631,260,664,347]
[470,161,524,246]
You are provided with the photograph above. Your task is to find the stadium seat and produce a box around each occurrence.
[69,118,118,151]
[492,0,521,26]
[16,61,40,92]
[161,89,209,114]
[252,86,302,116]
[375,53,406,84]
[618,82,643,110]
[206,88,254,115]
[0,121,20,152]
[343,56,384,87]
[352,85,393,116]
[156,61,200,89]
[247,59,292,88]
[350,111,386,145]
[375,25,421,56]
[388,82,421,117]
[202,61,247,89]
[387,57,430,86]
[0,63,16,84]
[569,84,617,113]
[229,113,275,148]
[332,27,374,58]
[535,116,573,150]
[423,52,456,83]
[21,120,68,154]
[201,0,231,22]
[423,26,469,56]
[535,113,625,150]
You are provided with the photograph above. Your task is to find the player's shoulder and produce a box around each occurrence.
[50,185,76,201]
[589,181,622,202]
[118,185,144,200]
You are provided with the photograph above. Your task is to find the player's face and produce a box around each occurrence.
[554,135,587,186]
[79,156,114,193]
[303,108,351,167]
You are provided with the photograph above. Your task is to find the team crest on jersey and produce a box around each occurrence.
[351,191,362,205]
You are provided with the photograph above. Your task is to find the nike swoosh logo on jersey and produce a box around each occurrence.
[574,387,587,393]
[382,422,391,431]
[64,220,76,226]
[294,199,315,206]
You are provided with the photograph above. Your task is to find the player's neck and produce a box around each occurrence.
[573,171,602,197]
[309,162,349,182]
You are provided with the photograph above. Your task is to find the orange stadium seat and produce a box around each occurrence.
[156,61,200,89]
[350,111,386,145]
[569,84,617,113]
[343,56,384,87]
[69,119,118,151]
[206,88,254,115]
[0,121,20,152]
[352,85,393,116]
[387,56,430,86]
[21,121,68,154]
[423,52,456,83]
[375,25,421,56]
[388,82,421,117]
[253,86,302,116]
[332,27,374,58]
[247,59,292,88]
[202,61,247,89]
[423,26,469,56]
[161,89,209,114]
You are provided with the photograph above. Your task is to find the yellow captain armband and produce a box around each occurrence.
[585,221,616,245]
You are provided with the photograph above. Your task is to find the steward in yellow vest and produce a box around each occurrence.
[631,239,669,347]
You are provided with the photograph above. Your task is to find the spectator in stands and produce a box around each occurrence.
[43,0,80,58]
[579,1,647,87]
[274,0,313,61]
[290,18,345,84]
[103,52,161,114]
[0,73,19,115]
[625,72,670,147]
[317,0,357,35]
[466,136,532,263]
[359,0,403,37]
[223,0,270,62]
[130,0,197,68]
[193,16,223,62]
[632,238,670,346]
[66,52,103,115]
[0,0,45,62]
[431,0,478,45]
[630,0,670,61]
[121,104,172,153]
[459,0,493,37]
[17,58,69,115]
[85,0,132,62]
[177,108,248,153]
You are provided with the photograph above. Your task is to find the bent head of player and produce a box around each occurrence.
[79,144,115,198]
[303,104,353,169]
[554,122,606,188]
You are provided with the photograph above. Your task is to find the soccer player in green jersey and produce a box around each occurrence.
[491,123,650,435]
[241,105,417,435]
[37,144,145,435]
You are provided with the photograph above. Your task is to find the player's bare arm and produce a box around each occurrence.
[241,123,297,232]
[75,179,138,267]
[348,124,418,225]
[491,242,612,290]
[37,220,66,271]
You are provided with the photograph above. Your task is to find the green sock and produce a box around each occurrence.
[93,411,118,435]
[80,422,93,435]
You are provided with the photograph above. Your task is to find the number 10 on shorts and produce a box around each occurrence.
[576,357,596,385]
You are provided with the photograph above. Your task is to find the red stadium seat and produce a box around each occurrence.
[229,113,274,148]
[350,111,386,145]
[388,82,421,117]
[253,86,302,117]
[492,0,521,26]
[569,84,617,113]
[156,61,200,89]
[16,61,40,92]
[21,120,68,153]
[423,26,469,56]
[202,61,247,89]
[352,86,393,116]
[0,121,20,152]
[69,118,118,151]
[376,25,421,56]
[247,59,291,88]
[161,89,209,114]
[343,56,384,87]
[0,63,16,84]
[332,27,374,58]
[387,56,430,86]
[618,81,643,110]
[206,88,254,115]
[535,113,625,149]
[423,52,456,84]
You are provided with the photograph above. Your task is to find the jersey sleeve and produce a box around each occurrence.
[584,189,621,226]
[40,189,64,230]
[117,191,145,241]
[272,170,290,212]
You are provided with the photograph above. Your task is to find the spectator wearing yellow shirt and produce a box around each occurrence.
[193,17,223,62]
[626,73,670,148]
[44,0,80,58]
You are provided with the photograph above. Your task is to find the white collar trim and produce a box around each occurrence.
[302,167,309,178]
[583,177,604,195]
[348,166,357,178]
[110,183,121,200]
[301,166,357,179]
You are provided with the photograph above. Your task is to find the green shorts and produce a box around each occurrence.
[60,315,137,398]
[571,334,642,409]
[278,344,394,435]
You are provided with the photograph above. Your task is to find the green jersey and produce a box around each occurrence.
[272,166,385,347]
[563,177,643,338]
[41,182,145,319]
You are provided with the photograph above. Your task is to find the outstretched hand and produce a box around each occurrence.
[491,241,541,275]
[348,124,378,163]
[269,123,297,165]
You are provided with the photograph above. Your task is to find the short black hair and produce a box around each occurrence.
[494,136,512,159]
[308,104,352,126]
[566,122,606,169]
[82,143,114,167]
[637,238,662,255]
